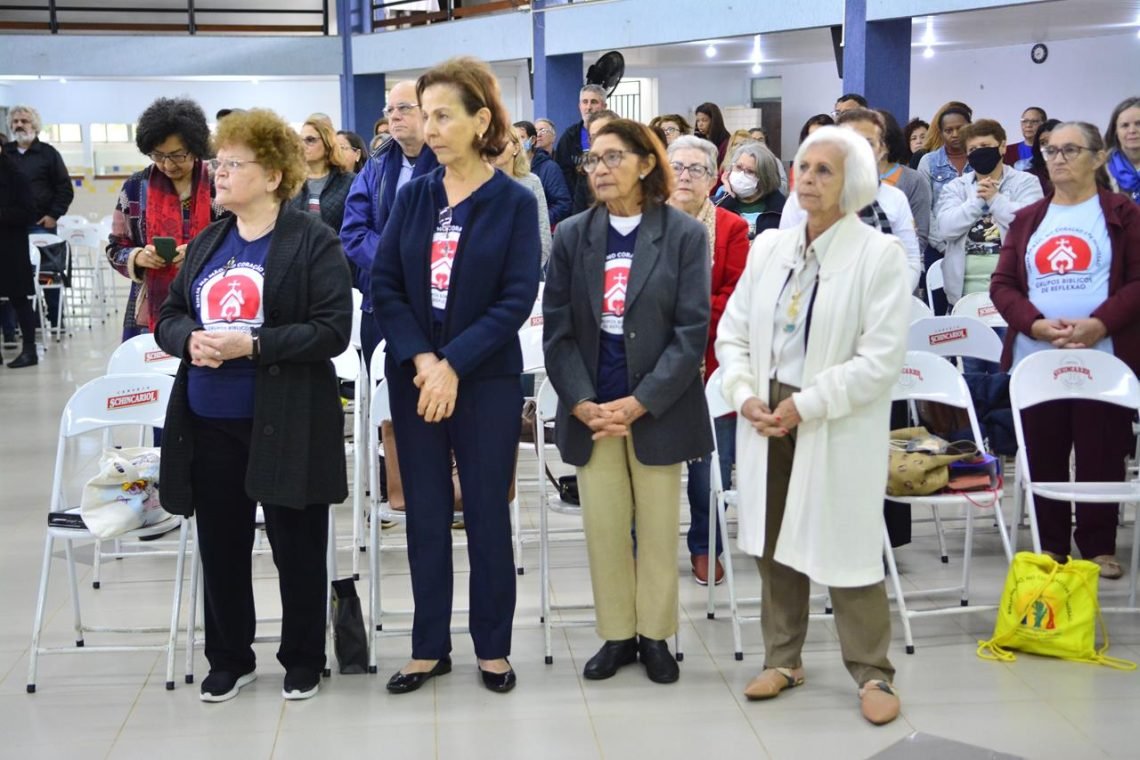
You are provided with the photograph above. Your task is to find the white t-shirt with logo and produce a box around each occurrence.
[1013,195,1114,365]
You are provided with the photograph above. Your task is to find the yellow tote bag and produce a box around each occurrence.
[977,552,1136,670]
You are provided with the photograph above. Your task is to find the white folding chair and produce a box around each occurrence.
[1009,349,1140,610]
[951,291,1007,328]
[29,232,70,342]
[61,222,112,328]
[884,351,1013,654]
[27,373,189,693]
[910,296,933,323]
[23,242,50,355]
[925,258,944,312]
[512,319,547,574]
[907,315,1003,364]
[348,291,369,577]
[535,377,683,665]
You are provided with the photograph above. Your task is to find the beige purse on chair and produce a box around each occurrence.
[886,427,979,497]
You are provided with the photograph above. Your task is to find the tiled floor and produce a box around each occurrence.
[2,317,1139,760]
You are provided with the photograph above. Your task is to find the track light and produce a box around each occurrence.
[705,44,717,58]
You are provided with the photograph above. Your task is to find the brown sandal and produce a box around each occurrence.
[743,667,805,700]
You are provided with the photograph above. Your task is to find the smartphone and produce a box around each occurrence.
[153,237,177,263]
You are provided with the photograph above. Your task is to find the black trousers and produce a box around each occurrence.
[386,361,521,660]
[190,416,329,674]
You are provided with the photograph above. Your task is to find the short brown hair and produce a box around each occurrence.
[213,108,306,202]
[959,119,1007,146]
[304,114,354,172]
[835,107,886,137]
[591,118,673,206]
[416,56,510,161]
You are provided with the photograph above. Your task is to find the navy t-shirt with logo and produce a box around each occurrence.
[186,226,270,418]
[596,220,639,403]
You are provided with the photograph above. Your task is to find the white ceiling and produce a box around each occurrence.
[591,0,1140,69]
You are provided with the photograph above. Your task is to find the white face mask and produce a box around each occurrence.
[729,170,759,198]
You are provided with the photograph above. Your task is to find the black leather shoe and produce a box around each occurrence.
[478,661,517,693]
[638,636,679,684]
[7,350,38,369]
[583,638,638,680]
[386,656,452,694]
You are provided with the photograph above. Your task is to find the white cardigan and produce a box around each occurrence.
[715,214,911,587]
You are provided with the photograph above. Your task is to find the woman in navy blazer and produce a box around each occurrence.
[371,57,540,694]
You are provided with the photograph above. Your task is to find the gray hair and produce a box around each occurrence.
[8,104,42,133]
[730,140,782,198]
[793,126,878,214]
[580,84,607,101]
[666,135,718,178]
[536,117,555,132]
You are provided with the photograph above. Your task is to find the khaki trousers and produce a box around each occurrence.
[576,435,682,641]
[757,380,895,685]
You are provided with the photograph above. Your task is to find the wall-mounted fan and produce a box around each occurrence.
[586,51,625,97]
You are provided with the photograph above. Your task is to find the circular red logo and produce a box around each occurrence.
[205,274,261,323]
[1034,234,1092,276]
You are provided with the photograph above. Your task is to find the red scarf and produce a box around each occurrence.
[143,161,212,329]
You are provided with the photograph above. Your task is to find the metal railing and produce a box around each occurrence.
[366,0,526,32]
[0,1,330,35]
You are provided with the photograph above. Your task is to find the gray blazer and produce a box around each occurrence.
[543,202,714,467]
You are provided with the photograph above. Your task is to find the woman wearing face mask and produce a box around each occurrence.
[715,142,786,239]
[933,119,1043,309]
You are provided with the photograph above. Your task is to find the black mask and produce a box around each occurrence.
[967,146,1002,175]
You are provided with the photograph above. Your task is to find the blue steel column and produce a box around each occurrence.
[338,0,355,131]
[339,0,387,137]
[532,0,583,137]
[842,0,912,124]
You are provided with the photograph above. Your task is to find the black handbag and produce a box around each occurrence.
[36,240,71,287]
[545,464,579,506]
[330,578,368,674]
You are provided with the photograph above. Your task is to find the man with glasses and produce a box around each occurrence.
[340,80,439,368]
[2,105,74,348]
[1004,106,1047,171]
[554,84,608,206]
[534,119,557,153]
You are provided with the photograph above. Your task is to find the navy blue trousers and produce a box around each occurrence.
[386,360,521,660]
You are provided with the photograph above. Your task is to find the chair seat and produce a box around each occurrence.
[47,508,182,540]
[1030,482,1140,503]
[887,489,1003,507]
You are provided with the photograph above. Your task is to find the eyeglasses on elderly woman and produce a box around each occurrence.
[582,149,637,173]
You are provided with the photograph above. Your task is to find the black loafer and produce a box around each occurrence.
[386,656,452,694]
[478,661,517,693]
[638,636,679,684]
[583,638,638,680]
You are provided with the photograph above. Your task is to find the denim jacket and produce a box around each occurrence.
[918,146,968,215]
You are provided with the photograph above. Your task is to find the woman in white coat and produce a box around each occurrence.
[715,126,911,726]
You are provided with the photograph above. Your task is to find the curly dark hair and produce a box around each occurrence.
[135,97,211,159]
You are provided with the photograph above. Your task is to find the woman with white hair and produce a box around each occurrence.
[715,126,911,725]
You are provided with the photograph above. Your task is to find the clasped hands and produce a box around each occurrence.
[573,397,647,440]
[413,352,459,423]
[189,330,253,368]
[1030,317,1107,349]
[741,395,801,438]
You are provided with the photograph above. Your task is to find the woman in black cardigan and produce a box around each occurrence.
[156,109,352,704]
[371,57,540,695]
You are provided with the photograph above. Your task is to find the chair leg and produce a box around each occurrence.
[512,494,524,575]
[185,518,201,684]
[368,500,379,674]
[992,494,1014,563]
[27,533,55,693]
[1026,490,1043,554]
[539,443,553,665]
[961,507,975,606]
[931,504,949,563]
[883,524,915,654]
[706,484,718,620]
[717,494,743,660]
[324,509,336,678]
[1129,505,1140,609]
[165,520,189,690]
[92,539,103,589]
[63,539,84,646]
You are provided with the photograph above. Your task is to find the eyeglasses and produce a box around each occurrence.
[536,127,553,136]
[731,163,758,178]
[149,151,191,165]
[302,136,322,145]
[1020,118,1044,126]
[582,149,633,173]
[209,157,260,173]
[669,162,710,179]
[384,103,417,117]
[1041,144,1093,162]
[662,127,681,136]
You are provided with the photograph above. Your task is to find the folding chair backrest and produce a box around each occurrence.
[908,316,1003,363]
[951,291,1007,328]
[56,214,88,230]
[332,346,360,382]
[369,377,392,427]
[61,373,175,439]
[925,259,944,311]
[106,333,180,376]
[1009,349,1140,413]
[350,290,363,351]
[368,340,387,385]
[519,323,545,373]
[893,350,986,447]
[29,241,40,273]
[536,376,559,423]
[29,232,66,249]
[911,296,934,323]
[704,368,733,418]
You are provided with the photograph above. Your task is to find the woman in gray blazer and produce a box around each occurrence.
[543,119,712,685]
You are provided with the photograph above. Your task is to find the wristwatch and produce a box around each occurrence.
[248,327,261,360]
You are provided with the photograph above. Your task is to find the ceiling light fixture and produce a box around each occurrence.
[923,16,935,46]
[923,46,934,59]
[751,62,762,75]
[59,78,67,84]
[705,44,717,58]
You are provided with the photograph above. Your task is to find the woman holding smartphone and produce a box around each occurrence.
[107,96,224,339]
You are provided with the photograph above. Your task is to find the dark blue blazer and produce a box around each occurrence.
[371,167,541,379]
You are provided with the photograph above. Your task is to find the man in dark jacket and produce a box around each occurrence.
[513,120,571,225]
[552,84,607,206]
[339,80,438,368]
[3,105,74,343]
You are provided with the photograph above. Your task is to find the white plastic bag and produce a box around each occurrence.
[80,447,170,538]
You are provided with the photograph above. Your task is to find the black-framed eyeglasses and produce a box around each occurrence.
[384,103,417,117]
[149,150,191,165]
[1042,144,1093,162]
[582,149,632,174]
[669,161,710,179]
[662,126,681,136]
